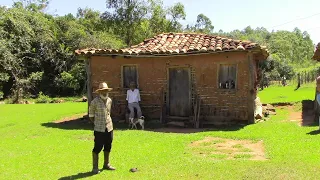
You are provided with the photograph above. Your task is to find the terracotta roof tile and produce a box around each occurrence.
[75,32,269,56]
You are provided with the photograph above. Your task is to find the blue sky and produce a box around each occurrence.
[2,0,320,44]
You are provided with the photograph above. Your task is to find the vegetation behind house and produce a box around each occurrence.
[0,0,317,102]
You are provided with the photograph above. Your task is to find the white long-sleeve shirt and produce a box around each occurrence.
[126,89,141,103]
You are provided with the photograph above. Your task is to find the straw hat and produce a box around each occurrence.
[95,82,113,92]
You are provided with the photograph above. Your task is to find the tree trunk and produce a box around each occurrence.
[296,73,301,90]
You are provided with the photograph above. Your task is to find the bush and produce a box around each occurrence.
[35,92,51,103]
[55,71,80,95]
[0,72,10,99]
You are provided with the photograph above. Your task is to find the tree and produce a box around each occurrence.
[77,8,103,33]
[185,13,213,34]
[104,0,148,46]
[102,0,186,46]
[147,0,170,35]
[13,0,49,12]
[0,7,54,101]
[195,14,214,33]
[167,2,186,32]
[0,72,9,99]
[268,28,313,67]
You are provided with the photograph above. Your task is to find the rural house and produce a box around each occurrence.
[76,33,269,127]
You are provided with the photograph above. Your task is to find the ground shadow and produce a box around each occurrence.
[143,120,246,134]
[301,100,317,126]
[41,116,246,133]
[307,129,320,135]
[41,117,93,131]
[146,125,245,134]
[287,100,318,127]
[58,171,95,180]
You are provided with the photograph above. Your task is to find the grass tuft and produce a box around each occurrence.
[233,154,253,159]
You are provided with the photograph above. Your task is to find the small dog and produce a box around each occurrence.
[129,116,145,130]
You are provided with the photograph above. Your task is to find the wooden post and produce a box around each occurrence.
[193,94,198,128]
[85,57,92,115]
[261,71,264,90]
[247,52,255,124]
[160,87,165,124]
[296,73,301,90]
[196,97,201,129]
[304,71,306,84]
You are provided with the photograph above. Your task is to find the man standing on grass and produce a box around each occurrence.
[126,82,142,119]
[316,76,320,130]
[89,82,116,174]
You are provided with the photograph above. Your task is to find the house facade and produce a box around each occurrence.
[76,33,269,127]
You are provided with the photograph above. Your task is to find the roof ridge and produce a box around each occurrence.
[77,32,269,57]
[136,32,244,45]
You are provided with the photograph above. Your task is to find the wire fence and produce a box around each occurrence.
[263,71,319,88]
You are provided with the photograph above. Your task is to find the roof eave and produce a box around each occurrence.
[75,49,254,58]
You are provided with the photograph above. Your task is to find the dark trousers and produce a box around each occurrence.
[92,129,113,154]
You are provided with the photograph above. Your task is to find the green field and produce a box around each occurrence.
[1,100,320,179]
[258,84,315,104]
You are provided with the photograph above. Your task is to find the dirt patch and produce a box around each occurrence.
[288,109,315,126]
[54,113,87,123]
[287,102,315,126]
[189,137,266,160]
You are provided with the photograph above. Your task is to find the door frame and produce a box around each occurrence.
[166,66,192,117]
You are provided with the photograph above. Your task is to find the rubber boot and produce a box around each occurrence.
[92,152,100,174]
[103,151,116,170]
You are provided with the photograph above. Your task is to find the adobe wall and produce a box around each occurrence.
[89,51,257,122]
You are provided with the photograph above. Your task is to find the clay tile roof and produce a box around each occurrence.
[313,43,320,61]
[75,33,269,57]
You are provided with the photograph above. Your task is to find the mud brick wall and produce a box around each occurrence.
[89,51,258,121]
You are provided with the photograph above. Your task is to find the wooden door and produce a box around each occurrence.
[168,68,191,117]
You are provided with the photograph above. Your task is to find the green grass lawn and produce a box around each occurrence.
[1,102,320,180]
[258,84,315,104]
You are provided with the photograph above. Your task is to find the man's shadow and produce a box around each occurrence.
[307,129,320,135]
[58,171,95,180]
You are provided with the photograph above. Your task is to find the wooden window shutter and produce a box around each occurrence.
[123,66,137,88]
[219,64,237,89]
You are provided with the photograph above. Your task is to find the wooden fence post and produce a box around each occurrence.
[85,58,92,116]
[297,73,301,89]
[247,52,255,124]
[304,71,307,84]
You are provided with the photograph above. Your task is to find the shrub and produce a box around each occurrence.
[55,71,80,95]
[35,92,51,103]
[0,91,3,99]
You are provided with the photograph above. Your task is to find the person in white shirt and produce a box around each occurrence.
[126,82,142,119]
